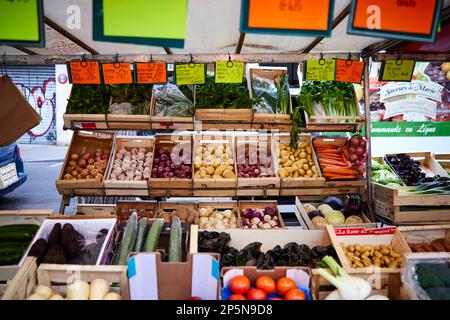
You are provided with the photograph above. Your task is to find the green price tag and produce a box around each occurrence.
[215,61,245,83]
[379,60,416,82]
[175,64,206,85]
[304,60,336,81]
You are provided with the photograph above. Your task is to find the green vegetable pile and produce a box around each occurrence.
[371,159,403,187]
[66,85,110,114]
[152,83,194,117]
[408,176,450,195]
[415,263,450,300]
[251,74,290,114]
[109,84,153,115]
[195,75,252,109]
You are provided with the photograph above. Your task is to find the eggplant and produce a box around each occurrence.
[323,196,345,210]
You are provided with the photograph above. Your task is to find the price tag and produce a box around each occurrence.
[101,63,133,84]
[379,60,416,82]
[304,60,336,81]
[175,63,206,85]
[67,61,102,84]
[134,62,167,84]
[335,60,364,84]
[215,61,244,84]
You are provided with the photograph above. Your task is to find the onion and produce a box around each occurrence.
[349,154,358,161]
[349,147,356,154]
[68,160,77,167]
[350,135,361,147]
[63,173,72,180]
[70,154,79,161]
[82,153,90,161]
[355,147,365,157]
[88,158,95,165]
[359,139,367,148]
[78,159,87,168]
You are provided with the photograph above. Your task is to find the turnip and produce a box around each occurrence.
[34,285,52,299]
[89,278,110,300]
[67,280,90,300]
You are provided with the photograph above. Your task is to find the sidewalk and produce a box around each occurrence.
[19,144,68,162]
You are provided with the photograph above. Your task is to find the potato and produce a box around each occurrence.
[277,140,318,179]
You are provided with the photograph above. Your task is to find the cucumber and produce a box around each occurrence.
[0,242,29,249]
[143,220,164,252]
[0,246,25,255]
[0,252,23,266]
[168,217,182,262]
[0,224,39,233]
[134,218,148,252]
[115,213,138,265]
[0,231,34,242]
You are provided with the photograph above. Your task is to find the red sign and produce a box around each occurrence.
[102,63,133,84]
[135,62,167,84]
[335,60,364,83]
[68,61,101,84]
[335,227,396,236]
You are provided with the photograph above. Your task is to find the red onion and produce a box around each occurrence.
[355,147,365,157]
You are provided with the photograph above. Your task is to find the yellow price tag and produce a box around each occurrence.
[175,63,205,85]
[305,60,336,81]
[379,60,416,82]
[215,61,244,83]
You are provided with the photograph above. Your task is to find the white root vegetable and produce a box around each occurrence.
[103,292,121,300]
[49,294,64,300]
[67,280,90,300]
[34,285,53,299]
[27,293,46,300]
[366,295,389,300]
[324,289,341,300]
[89,278,110,300]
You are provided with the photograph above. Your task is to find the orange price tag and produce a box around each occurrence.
[135,62,167,84]
[335,60,364,83]
[102,63,133,84]
[68,61,101,84]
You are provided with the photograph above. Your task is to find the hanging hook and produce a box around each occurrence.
[149,54,153,63]
[227,53,234,68]
[346,52,353,67]
[80,54,87,67]
[319,52,325,66]
[395,52,403,66]
[188,53,195,68]
[113,53,120,68]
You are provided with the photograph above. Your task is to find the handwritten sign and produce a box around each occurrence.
[304,60,336,81]
[335,60,364,83]
[68,61,102,84]
[379,60,416,82]
[134,62,167,84]
[175,64,206,85]
[101,63,133,84]
[215,61,244,84]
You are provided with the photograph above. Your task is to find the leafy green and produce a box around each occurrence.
[153,83,194,117]
[66,85,110,114]
[109,84,153,115]
[251,74,290,114]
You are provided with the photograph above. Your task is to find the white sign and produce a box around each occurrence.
[384,98,437,119]
[380,81,443,102]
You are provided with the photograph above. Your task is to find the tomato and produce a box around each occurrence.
[284,289,306,300]
[229,275,251,295]
[247,288,267,300]
[276,277,296,296]
[255,276,276,295]
[229,294,246,300]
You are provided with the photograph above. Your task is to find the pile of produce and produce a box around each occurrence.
[0,224,39,265]
[109,84,152,115]
[371,159,403,187]
[193,144,236,179]
[303,196,366,227]
[236,145,275,178]
[414,262,450,300]
[63,150,109,181]
[27,223,108,265]
[109,147,153,181]
[27,279,121,300]
[196,75,252,109]
[155,206,199,224]
[151,147,191,179]
[342,244,402,269]
[407,176,450,195]
[347,135,368,178]
[385,153,426,186]
[197,231,338,269]
[277,141,319,179]
[224,275,308,300]
[152,83,194,117]
[313,141,357,180]
[409,238,450,253]
[251,73,290,115]
[198,206,238,229]
[241,206,281,229]
[66,85,110,114]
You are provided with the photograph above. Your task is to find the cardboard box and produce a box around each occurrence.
[128,252,219,300]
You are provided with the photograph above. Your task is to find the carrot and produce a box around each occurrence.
[323,167,358,175]
[324,174,357,180]
[317,149,341,153]
[321,164,353,169]
[319,159,346,166]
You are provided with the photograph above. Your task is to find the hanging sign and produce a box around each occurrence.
[379,60,416,82]
[240,0,334,37]
[101,63,133,84]
[335,60,364,83]
[67,61,102,84]
[304,60,336,81]
[0,0,45,47]
[215,61,245,84]
[174,63,206,85]
[347,0,443,43]
[134,62,167,84]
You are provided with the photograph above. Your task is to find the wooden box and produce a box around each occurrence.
[434,153,450,172]
[76,204,116,217]
[149,134,193,197]
[238,200,286,228]
[106,114,151,130]
[63,114,108,130]
[399,224,450,258]
[1,257,129,300]
[115,200,158,223]
[195,108,253,130]
[156,201,199,224]
[55,131,114,196]
[193,134,237,197]
[197,201,241,230]
[104,136,154,196]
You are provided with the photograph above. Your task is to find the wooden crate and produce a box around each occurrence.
[106,114,152,130]
[399,225,450,257]
[273,133,325,196]
[195,108,253,130]
[63,114,108,130]
[197,201,241,230]
[294,196,376,230]
[434,153,450,172]
[55,131,114,196]
[104,136,154,196]
[326,225,410,274]
[76,204,116,217]
[156,201,198,224]
[235,134,280,196]
[1,257,129,300]
[115,200,158,223]
[373,182,450,224]
[149,134,193,197]
[238,200,286,228]
[193,134,237,197]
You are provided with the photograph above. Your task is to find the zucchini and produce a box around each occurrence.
[115,213,138,265]
[134,218,148,252]
[143,220,164,252]
[0,252,23,266]
[0,242,29,249]
[0,246,25,255]
[0,224,39,234]
[0,231,34,242]
[168,217,182,262]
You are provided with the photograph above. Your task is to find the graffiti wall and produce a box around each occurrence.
[3,66,56,145]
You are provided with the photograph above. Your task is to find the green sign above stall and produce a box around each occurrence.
[368,122,450,137]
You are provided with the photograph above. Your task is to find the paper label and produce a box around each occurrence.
[215,61,244,83]
[102,62,133,84]
[379,60,416,82]
[175,63,205,85]
[68,61,102,84]
[135,62,167,84]
[335,227,396,236]
[335,60,364,83]
[305,60,336,81]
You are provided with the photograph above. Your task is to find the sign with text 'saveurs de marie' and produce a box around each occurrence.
[174,64,206,85]
[379,60,416,82]
[134,62,167,84]
[67,61,102,84]
[335,60,364,83]
[0,0,45,47]
[240,0,334,37]
[304,60,336,81]
[348,0,443,43]
[101,63,133,84]
[215,61,245,84]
